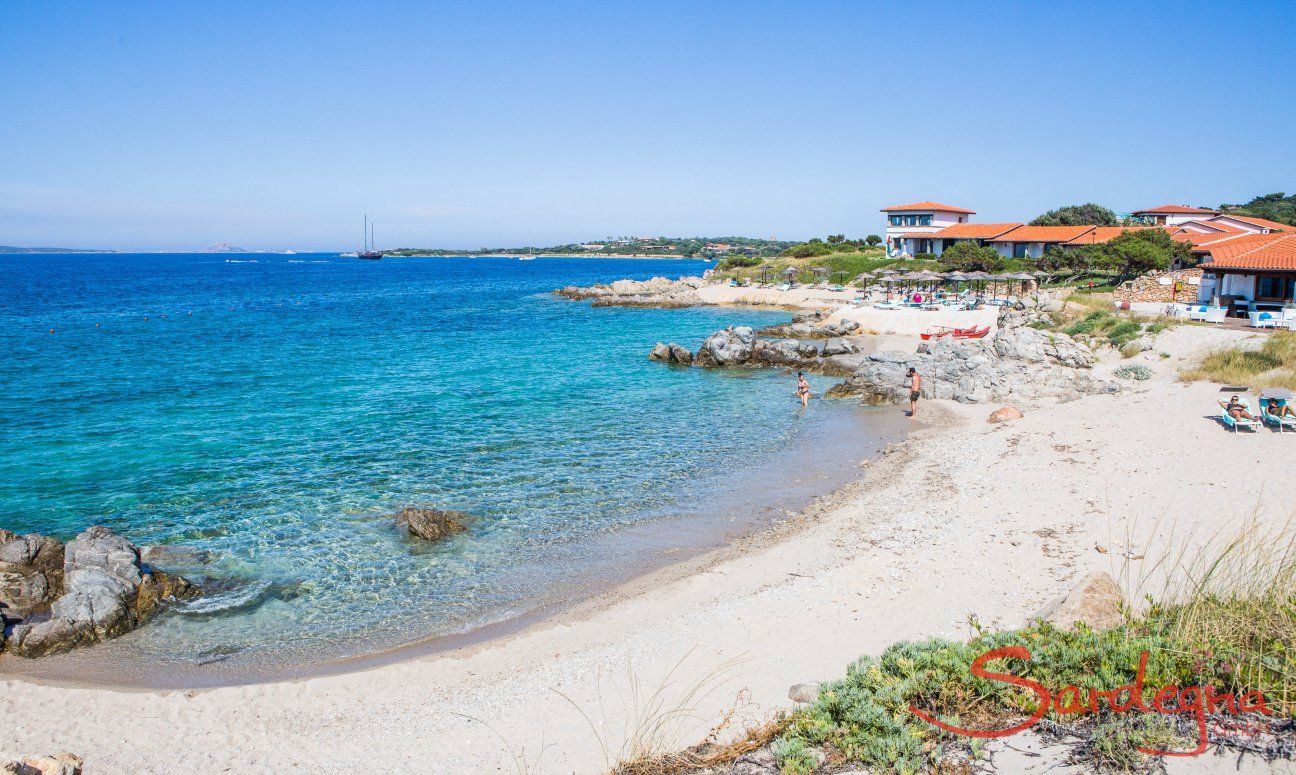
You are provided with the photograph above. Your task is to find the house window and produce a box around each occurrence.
[919,215,932,226]
[889,215,902,226]
[1013,243,1029,259]
[1257,276,1296,301]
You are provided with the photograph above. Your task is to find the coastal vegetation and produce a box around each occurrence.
[1031,203,1121,227]
[1219,192,1296,227]
[1179,332,1296,390]
[386,236,795,259]
[614,520,1296,775]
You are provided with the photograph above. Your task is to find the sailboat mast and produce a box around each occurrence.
[363,214,368,252]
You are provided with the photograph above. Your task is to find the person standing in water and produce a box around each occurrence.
[796,371,811,409]
[907,367,921,418]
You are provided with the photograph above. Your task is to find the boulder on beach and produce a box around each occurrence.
[394,507,470,542]
[5,526,197,658]
[0,529,65,616]
[988,406,1025,423]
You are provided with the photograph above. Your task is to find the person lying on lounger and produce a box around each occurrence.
[1265,398,1296,419]
[1219,396,1258,421]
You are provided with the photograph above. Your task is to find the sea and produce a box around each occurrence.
[0,253,907,685]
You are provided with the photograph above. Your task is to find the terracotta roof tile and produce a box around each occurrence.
[880,201,976,214]
[930,223,1021,239]
[1208,214,1290,232]
[991,225,1096,243]
[1061,226,1157,246]
[1133,204,1219,215]
[1205,233,1296,270]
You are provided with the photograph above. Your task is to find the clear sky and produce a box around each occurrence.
[2,0,1294,251]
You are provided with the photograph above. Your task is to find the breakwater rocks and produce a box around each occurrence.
[828,309,1113,404]
[0,526,198,658]
[554,276,706,308]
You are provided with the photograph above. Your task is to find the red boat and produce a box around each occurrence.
[919,329,950,341]
[952,325,990,339]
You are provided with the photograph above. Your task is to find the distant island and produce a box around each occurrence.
[385,235,796,259]
[0,245,117,254]
[200,242,249,253]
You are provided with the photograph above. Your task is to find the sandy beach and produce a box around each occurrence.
[2,310,1290,773]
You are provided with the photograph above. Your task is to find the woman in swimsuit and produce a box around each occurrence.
[1219,395,1257,421]
[796,372,811,409]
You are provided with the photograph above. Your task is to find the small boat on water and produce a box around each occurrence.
[357,214,382,260]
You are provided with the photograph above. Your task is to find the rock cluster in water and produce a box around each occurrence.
[0,526,197,658]
[555,276,706,308]
[394,507,470,542]
[649,325,864,377]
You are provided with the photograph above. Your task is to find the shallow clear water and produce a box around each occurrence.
[0,254,903,681]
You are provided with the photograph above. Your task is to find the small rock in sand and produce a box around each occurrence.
[788,682,820,703]
[988,406,1025,423]
[1032,571,1124,632]
[1,753,83,775]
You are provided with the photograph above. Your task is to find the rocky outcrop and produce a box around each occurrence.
[694,326,756,367]
[0,530,65,616]
[555,276,707,308]
[1,753,83,775]
[649,342,694,365]
[1033,571,1125,632]
[394,508,469,542]
[5,527,197,658]
[827,308,1114,404]
[759,311,861,339]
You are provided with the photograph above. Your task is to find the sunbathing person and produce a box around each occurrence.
[1219,395,1258,422]
[1265,398,1296,419]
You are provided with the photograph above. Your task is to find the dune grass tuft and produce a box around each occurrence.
[1180,332,1296,389]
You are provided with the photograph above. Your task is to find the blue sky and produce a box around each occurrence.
[2,0,1294,251]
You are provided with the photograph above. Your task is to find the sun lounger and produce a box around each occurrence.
[1261,397,1296,432]
[1220,398,1260,432]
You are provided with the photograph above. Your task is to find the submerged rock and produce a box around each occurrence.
[4,526,197,658]
[395,507,470,542]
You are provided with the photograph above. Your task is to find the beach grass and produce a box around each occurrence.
[1180,332,1296,390]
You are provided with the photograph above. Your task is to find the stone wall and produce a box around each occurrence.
[1113,268,1202,305]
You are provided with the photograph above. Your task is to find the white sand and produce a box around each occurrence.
[3,328,1293,774]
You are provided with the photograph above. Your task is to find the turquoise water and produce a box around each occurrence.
[0,254,902,681]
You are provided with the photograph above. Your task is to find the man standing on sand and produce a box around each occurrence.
[907,367,921,417]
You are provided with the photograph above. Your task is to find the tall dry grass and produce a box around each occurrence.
[1180,331,1296,390]
[1138,514,1296,714]
[552,649,774,775]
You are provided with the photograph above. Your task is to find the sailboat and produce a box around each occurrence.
[357,215,382,260]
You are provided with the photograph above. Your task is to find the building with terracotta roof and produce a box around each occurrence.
[1197,232,1296,311]
[880,202,976,256]
[1131,204,1221,226]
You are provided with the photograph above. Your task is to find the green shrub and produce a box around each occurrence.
[716,255,761,270]
[1115,365,1152,380]
[1107,320,1143,348]
[774,622,1243,773]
